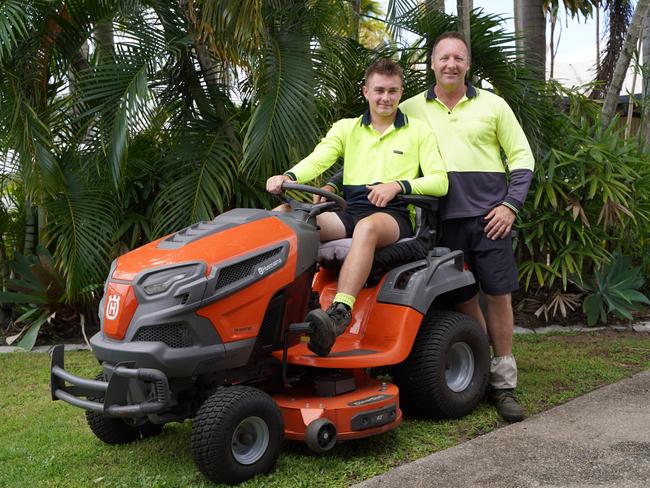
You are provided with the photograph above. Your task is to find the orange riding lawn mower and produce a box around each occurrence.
[50,183,490,485]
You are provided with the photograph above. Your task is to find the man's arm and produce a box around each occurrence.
[326,170,343,194]
[284,119,348,183]
[398,126,448,197]
[495,100,535,214]
[484,99,535,240]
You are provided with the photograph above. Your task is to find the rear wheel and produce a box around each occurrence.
[85,374,163,445]
[190,385,284,485]
[392,310,490,419]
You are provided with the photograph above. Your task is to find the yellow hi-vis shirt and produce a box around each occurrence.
[400,85,534,221]
[285,109,448,214]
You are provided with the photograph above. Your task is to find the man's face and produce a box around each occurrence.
[431,38,470,89]
[363,73,403,118]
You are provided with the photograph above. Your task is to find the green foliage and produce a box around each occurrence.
[0,246,67,350]
[517,87,650,292]
[3,1,636,339]
[573,253,650,326]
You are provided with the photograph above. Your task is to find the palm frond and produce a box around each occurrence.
[44,173,116,301]
[152,119,239,236]
[0,0,29,63]
[2,69,62,194]
[241,31,319,181]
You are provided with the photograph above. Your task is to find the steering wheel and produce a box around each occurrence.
[278,182,347,216]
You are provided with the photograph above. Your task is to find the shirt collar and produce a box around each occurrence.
[361,108,407,128]
[426,83,477,101]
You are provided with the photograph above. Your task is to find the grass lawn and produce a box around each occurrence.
[2,330,650,488]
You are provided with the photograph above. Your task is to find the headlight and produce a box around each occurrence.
[141,265,198,296]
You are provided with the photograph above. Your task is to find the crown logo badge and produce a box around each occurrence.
[106,294,121,320]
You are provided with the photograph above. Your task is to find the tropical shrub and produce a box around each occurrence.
[517,88,650,294]
[0,246,91,350]
[573,253,650,326]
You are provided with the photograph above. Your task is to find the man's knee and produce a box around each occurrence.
[352,215,399,246]
[351,218,381,241]
[317,212,346,241]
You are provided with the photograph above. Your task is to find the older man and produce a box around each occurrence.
[400,32,535,422]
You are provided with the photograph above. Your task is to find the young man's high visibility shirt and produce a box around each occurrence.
[285,109,448,215]
[400,85,534,221]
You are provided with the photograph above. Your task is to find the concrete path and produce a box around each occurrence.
[354,370,650,488]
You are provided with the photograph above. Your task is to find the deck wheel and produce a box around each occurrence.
[305,418,337,453]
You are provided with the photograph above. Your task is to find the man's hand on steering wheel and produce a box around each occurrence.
[268,181,347,217]
[313,184,336,204]
[266,174,291,195]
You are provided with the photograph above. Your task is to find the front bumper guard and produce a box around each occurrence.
[50,344,170,418]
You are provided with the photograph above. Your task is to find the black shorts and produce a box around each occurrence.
[336,207,413,240]
[440,216,519,301]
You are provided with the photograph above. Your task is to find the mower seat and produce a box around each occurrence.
[318,196,438,282]
[318,236,412,263]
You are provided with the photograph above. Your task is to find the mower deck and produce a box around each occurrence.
[273,377,401,441]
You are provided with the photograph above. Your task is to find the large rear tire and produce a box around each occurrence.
[190,385,284,485]
[393,310,490,419]
[85,374,164,445]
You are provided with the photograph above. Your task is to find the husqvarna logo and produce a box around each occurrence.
[106,295,121,320]
[257,258,282,276]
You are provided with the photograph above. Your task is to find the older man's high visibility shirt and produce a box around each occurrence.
[285,109,448,214]
[400,85,534,221]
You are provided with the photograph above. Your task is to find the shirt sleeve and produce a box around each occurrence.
[326,169,343,193]
[398,126,448,197]
[496,100,535,212]
[284,120,347,183]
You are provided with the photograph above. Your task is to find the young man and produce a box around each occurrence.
[399,32,535,422]
[266,58,448,357]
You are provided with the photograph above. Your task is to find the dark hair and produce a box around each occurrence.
[364,58,404,85]
[431,31,470,60]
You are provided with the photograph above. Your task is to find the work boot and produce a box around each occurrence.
[490,388,525,423]
[305,302,352,357]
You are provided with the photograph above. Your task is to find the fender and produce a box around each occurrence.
[376,250,476,314]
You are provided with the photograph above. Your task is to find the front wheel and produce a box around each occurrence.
[392,310,490,419]
[190,385,284,485]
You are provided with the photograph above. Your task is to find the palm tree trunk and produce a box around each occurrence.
[424,0,446,83]
[24,198,36,255]
[426,0,445,12]
[350,0,361,41]
[94,20,114,62]
[457,0,472,56]
[602,0,650,128]
[642,7,650,148]
[594,0,633,98]
[514,0,546,80]
[596,5,601,73]
[549,8,557,79]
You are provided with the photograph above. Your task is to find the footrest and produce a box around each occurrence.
[272,303,424,368]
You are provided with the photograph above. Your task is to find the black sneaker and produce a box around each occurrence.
[305,302,352,357]
[490,388,525,423]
